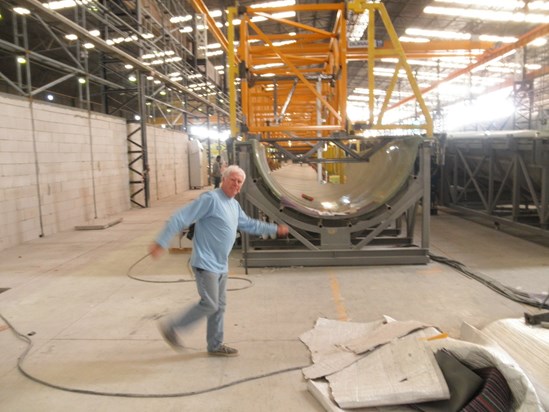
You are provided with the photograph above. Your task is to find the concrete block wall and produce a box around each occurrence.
[0,94,41,250]
[146,126,190,204]
[0,93,130,251]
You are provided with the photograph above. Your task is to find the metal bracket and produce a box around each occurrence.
[524,311,549,325]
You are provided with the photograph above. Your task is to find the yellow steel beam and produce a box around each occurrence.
[248,4,344,13]
[367,6,375,125]
[253,12,337,38]
[246,18,343,123]
[249,125,343,132]
[228,7,238,137]
[347,40,495,61]
[389,23,549,111]
[376,3,433,137]
[236,2,436,141]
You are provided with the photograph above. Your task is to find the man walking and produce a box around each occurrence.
[149,165,289,356]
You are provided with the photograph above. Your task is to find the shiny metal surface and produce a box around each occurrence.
[251,137,422,219]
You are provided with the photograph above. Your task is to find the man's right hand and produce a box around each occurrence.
[149,243,165,259]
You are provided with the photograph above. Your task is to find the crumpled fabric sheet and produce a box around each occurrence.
[327,335,450,409]
[301,318,434,380]
[430,329,544,412]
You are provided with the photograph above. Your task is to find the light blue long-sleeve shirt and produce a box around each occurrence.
[155,189,278,273]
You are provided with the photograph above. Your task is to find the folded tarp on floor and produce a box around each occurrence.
[300,317,545,411]
[300,318,447,409]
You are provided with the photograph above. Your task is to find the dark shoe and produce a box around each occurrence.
[158,321,184,352]
[208,344,239,357]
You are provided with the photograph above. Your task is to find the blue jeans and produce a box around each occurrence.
[170,267,227,352]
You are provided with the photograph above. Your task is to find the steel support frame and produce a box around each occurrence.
[3,1,237,209]
[237,142,431,268]
[442,137,549,234]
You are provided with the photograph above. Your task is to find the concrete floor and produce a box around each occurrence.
[1,189,548,412]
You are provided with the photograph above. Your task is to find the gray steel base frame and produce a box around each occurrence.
[237,141,432,267]
[242,248,430,267]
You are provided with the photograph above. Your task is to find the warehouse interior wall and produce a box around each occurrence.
[142,125,190,204]
[0,93,192,252]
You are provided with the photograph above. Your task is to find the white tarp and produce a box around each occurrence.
[327,335,450,409]
[301,317,546,412]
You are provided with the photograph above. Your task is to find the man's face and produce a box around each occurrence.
[222,172,245,198]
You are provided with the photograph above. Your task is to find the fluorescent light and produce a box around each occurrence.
[13,7,31,15]
[433,0,525,9]
[406,27,471,40]
[170,15,192,24]
[399,36,430,43]
[206,50,223,57]
[250,0,296,8]
[424,6,549,23]
[65,34,78,41]
[478,34,517,43]
[43,1,78,10]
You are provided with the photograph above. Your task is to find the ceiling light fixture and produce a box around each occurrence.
[433,0,525,9]
[405,28,471,40]
[250,0,296,9]
[43,1,79,10]
[399,36,430,43]
[424,6,549,23]
[13,7,31,15]
[478,34,517,43]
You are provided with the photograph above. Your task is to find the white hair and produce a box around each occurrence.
[222,165,246,181]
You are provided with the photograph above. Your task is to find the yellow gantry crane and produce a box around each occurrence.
[227,0,435,152]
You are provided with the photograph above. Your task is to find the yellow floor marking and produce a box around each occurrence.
[417,266,443,275]
[330,273,349,321]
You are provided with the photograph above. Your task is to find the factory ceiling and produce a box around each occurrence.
[0,0,548,135]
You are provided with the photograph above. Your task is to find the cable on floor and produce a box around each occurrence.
[429,252,549,310]
[126,252,254,291]
[0,313,307,399]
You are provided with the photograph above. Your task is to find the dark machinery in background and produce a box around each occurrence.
[434,131,549,237]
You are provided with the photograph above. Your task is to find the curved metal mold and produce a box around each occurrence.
[250,137,422,221]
